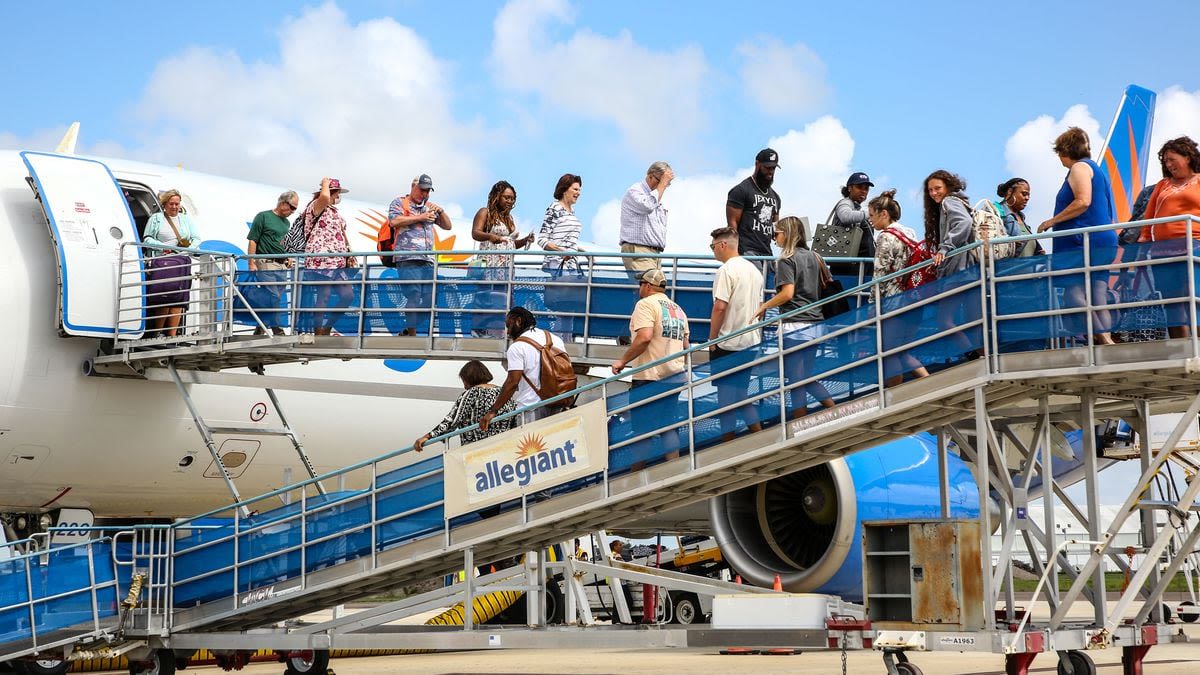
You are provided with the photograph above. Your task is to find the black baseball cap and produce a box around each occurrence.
[755,148,780,168]
[846,172,874,187]
[415,174,435,191]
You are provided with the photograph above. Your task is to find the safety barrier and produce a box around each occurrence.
[111,244,874,346]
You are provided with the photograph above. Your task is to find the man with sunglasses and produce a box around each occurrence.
[246,190,300,335]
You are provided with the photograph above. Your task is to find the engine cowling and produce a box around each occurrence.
[710,433,981,601]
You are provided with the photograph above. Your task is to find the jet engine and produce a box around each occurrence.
[710,433,981,601]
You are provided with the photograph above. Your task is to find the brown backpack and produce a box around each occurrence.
[516,331,578,409]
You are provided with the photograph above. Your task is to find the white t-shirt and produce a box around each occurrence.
[506,327,567,407]
[713,256,765,351]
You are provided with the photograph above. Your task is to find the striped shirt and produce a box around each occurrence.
[537,201,583,272]
[619,180,669,250]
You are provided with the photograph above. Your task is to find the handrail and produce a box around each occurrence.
[136,213,1200,527]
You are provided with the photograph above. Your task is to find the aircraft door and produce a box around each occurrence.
[22,151,143,338]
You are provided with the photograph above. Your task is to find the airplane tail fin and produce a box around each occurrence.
[55,122,80,155]
[1096,85,1156,222]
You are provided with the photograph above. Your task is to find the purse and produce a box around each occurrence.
[815,254,850,319]
[1112,266,1167,343]
[812,203,864,259]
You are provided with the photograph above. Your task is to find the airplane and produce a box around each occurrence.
[0,85,1157,612]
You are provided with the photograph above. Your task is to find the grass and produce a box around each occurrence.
[1009,571,1194,593]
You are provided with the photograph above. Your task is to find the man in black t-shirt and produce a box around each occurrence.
[726,148,781,270]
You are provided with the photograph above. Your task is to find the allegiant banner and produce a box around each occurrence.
[443,399,609,518]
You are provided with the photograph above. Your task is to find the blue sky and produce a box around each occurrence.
[6,0,1200,252]
[4,1,1195,504]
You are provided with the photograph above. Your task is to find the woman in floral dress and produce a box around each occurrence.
[303,177,358,335]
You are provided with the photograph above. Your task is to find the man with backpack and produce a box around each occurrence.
[480,307,576,431]
[611,269,690,464]
[387,174,452,336]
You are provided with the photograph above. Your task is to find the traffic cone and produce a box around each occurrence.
[735,574,742,585]
[773,574,782,591]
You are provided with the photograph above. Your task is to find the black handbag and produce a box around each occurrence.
[816,254,850,319]
[1112,266,1167,343]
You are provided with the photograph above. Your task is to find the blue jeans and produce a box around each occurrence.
[396,260,433,333]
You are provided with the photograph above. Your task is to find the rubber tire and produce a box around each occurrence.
[1057,650,1097,675]
[130,650,176,675]
[12,658,69,675]
[895,662,924,675]
[284,650,329,675]
[670,592,702,625]
[1179,600,1199,623]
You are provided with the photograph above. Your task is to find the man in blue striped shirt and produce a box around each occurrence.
[619,161,674,273]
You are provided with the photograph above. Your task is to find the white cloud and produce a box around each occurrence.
[1146,86,1200,183]
[121,2,486,205]
[1003,104,1103,227]
[591,116,857,255]
[737,37,830,118]
[491,0,709,157]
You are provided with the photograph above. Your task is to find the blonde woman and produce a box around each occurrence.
[144,189,201,337]
[756,216,835,418]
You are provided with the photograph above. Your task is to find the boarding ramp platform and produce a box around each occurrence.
[8,216,1200,674]
[86,246,873,375]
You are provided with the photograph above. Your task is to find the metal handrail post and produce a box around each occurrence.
[684,351,696,470]
[87,542,100,632]
[370,462,378,569]
[872,283,885,398]
[984,239,997,371]
[232,509,240,600]
[429,252,441,344]
[776,311,787,427]
[356,257,368,346]
[1082,231,1096,365]
[300,487,308,589]
[582,255,595,345]
[1189,218,1199,358]
[24,554,36,651]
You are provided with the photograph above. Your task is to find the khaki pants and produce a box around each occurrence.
[620,243,662,273]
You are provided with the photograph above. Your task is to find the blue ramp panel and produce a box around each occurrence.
[0,540,119,650]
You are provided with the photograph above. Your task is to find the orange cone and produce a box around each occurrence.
[773,574,783,592]
[735,575,742,585]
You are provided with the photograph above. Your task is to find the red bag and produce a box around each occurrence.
[882,229,937,289]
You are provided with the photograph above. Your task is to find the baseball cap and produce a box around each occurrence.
[755,148,780,168]
[846,172,874,187]
[415,174,435,191]
[637,269,668,288]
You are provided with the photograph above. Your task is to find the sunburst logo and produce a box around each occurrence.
[356,209,471,263]
[515,433,548,458]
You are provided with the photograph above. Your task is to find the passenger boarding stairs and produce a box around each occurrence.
[6,217,1200,663]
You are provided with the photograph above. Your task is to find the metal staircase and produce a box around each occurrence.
[5,217,1200,674]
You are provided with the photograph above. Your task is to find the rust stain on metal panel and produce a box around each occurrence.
[911,521,960,625]
[957,521,985,630]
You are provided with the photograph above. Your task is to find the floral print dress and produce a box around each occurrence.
[303,205,351,270]
[478,218,517,281]
[874,223,921,298]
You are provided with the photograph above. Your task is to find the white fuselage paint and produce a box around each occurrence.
[0,150,483,518]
